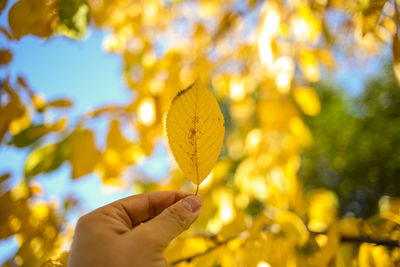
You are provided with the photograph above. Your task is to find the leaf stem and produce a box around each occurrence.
[195,184,199,196]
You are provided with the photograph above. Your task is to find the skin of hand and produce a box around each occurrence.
[68,191,203,267]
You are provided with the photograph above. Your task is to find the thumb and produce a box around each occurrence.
[135,195,202,248]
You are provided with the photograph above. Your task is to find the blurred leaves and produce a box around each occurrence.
[359,243,393,267]
[0,82,25,143]
[0,0,7,16]
[275,210,309,246]
[7,0,89,39]
[58,0,89,39]
[9,119,67,148]
[24,140,69,178]
[97,120,143,183]
[0,49,12,66]
[8,0,58,39]
[361,0,387,36]
[45,99,73,109]
[2,0,400,265]
[0,180,63,266]
[0,172,10,184]
[69,129,99,179]
[294,87,321,116]
[308,190,338,232]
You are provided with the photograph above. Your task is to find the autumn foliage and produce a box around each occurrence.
[1,0,400,266]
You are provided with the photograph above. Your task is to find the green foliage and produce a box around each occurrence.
[58,0,89,39]
[300,65,400,217]
[24,140,69,178]
[9,124,60,148]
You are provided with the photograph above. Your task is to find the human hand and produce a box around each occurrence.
[68,191,203,267]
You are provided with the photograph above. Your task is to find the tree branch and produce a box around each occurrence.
[169,235,237,265]
[341,235,399,247]
[309,229,399,247]
[169,231,400,265]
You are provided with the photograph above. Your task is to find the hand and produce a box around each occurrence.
[68,191,203,267]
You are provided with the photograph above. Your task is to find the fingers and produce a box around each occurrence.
[133,195,203,249]
[106,191,192,227]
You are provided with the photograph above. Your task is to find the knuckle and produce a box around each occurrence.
[75,213,95,232]
[76,214,90,228]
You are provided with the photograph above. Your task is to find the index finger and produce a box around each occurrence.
[106,191,193,227]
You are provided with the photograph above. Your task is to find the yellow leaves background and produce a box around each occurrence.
[69,129,99,179]
[8,0,58,39]
[8,0,89,40]
[294,87,321,116]
[1,0,400,266]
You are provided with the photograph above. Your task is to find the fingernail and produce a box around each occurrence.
[182,196,201,212]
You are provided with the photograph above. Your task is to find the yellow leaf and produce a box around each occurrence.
[69,129,100,179]
[316,49,335,69]
[45,99,73,109]
[307,189,338,232]
[166,79,225,192]
[0,89,24,142]
[289,117,312,148]
[219,212,248,239]
[361,0,387,36]
[299,51,320,82]
[293,5,321,43]
[0,26,13,40]
[24,142,68,177]
[293,86,321,116]
[9,108,31,135]
[339,217,362,237]
[275,210,309,246]
[359,243,394,267]
[9,118,67,147]
[0,49,12,66]
[97,120,142,182]
[379,195,400,214]
[314,223,340,266]
[0,0,7,16]
[10,181,29,201]
[8,0,57,39]
[107,120,130,152]
[392,34,400,86]
[32,94,46,111]
[214,12,240,40]
[0,172,11,183]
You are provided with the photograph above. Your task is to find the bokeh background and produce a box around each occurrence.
[1,0,400,266]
